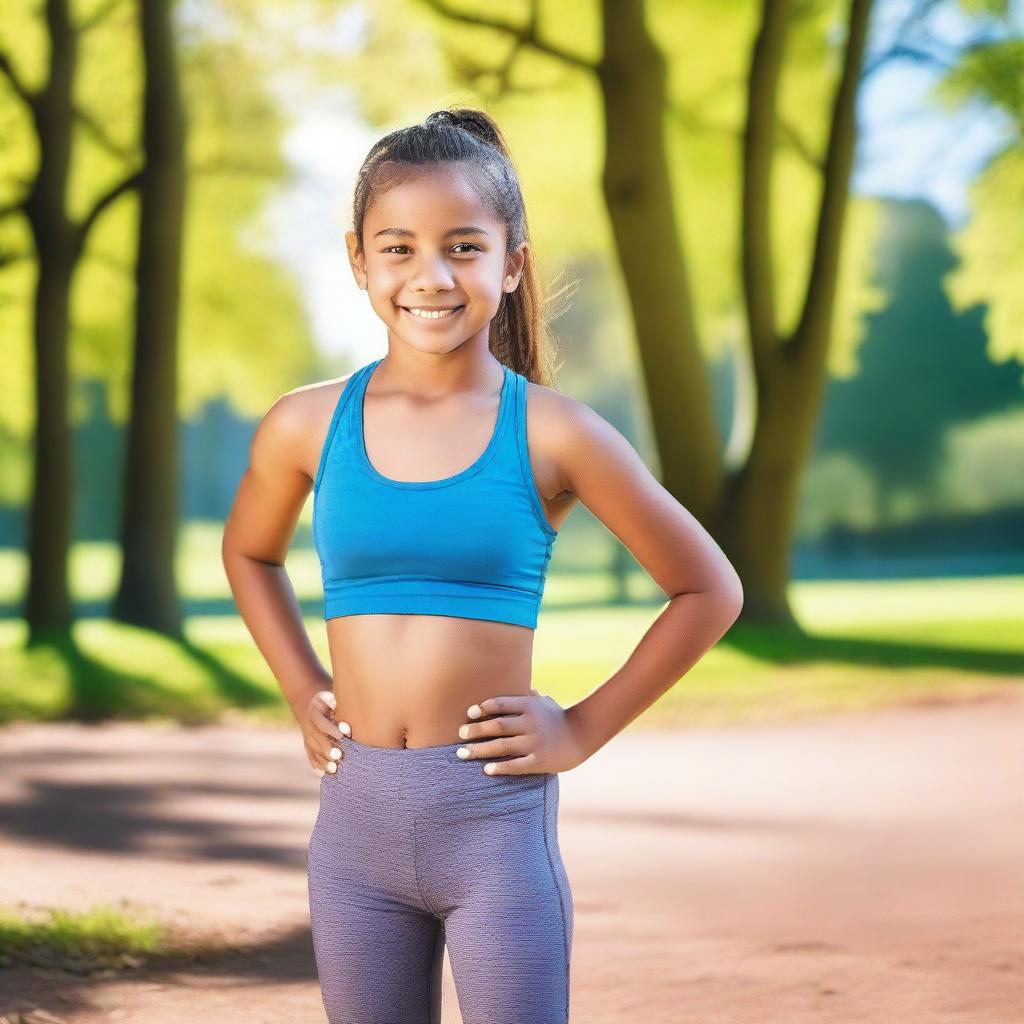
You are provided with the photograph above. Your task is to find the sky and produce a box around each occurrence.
[258,0,1018,366]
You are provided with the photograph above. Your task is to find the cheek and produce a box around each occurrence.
[364,269,402,307]
[465,265,508,304]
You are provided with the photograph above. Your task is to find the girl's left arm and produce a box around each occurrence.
[460,392,744,776]
[555,394,743,763]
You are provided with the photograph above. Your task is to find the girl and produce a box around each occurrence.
[223,106,743,1024]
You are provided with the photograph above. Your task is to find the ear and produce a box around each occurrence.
[345,230,367,289]
[503,243,527,294]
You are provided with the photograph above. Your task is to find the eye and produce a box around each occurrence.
[381,243,482,255]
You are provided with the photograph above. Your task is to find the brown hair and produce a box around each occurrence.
[351,105,573,387]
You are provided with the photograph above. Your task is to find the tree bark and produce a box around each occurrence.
[597,0,724,524]
[112,0,187,636]
[21,0,77,642]
[717,0,874,625]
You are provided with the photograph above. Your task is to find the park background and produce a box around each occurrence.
[1,1,1022,1022]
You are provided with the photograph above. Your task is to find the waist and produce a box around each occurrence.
[320,734,556,824]
[324,617,535,748]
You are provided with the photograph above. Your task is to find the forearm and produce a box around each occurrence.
[566,588,742,758]
[223,551,333,723]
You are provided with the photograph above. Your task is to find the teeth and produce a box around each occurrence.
[406,307,461,319]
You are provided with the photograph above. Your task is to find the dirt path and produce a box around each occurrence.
[2,689,1023,1023]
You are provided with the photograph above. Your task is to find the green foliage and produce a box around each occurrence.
[0,0,323,441]
[816,198,1023,514]
[936,37,1024,121]
[946,146,1024,364]
[954,0,1011,19]
[324,0,888,371]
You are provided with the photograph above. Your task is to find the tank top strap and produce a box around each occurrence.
[508,365,531,471]
[312,358,378,496]
[482,363,522,474]
[504,365,558,540]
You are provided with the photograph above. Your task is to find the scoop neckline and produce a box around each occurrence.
[355,357,512,490]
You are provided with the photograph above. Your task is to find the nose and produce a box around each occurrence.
[407,253,456,292]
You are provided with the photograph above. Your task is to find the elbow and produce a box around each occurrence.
[718,571,744,629]
[221,527,242,574]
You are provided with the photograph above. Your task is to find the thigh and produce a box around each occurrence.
[308,870,445,1024]
[308,774,445,1024]
[437,774,573,1024]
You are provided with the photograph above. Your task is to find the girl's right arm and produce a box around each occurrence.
[221,390,344,767]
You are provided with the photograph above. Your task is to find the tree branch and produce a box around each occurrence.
[778,118,823,171]
[74,104,138,163]
[0,48,38,109]
[788,0,874,361]
[72,168,144,260]
[742,0,791,368]
[416,0,597,73]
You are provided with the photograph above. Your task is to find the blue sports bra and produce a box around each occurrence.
[311,357,559,630]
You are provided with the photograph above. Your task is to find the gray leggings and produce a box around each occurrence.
[307,734,574,1024]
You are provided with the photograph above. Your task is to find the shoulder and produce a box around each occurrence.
[524,380,643,499]
[524,377,627,451]
[252,371,359,482]
[523,377,631,497]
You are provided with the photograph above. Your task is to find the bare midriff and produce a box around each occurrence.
[324,613,535,748]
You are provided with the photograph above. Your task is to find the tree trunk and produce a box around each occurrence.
[113,0,187,636]
[597,0,724,526]
[719,0,873,624]
[22,0,76,644]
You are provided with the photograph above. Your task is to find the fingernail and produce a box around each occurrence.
[456,747,470,759]
[329,748,341,760]
[467,705,481,719]
[327,762,337,773]
[484,763,495,774]
[340,722,351,735]
[458,725,469,739]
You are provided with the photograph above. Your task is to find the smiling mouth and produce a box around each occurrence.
[400,305,466,321]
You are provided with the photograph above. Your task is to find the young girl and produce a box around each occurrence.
[223,106,743,1024]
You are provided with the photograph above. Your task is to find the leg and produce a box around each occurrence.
[308,772,446,1024]
[427,773,574,1024]
[308,872,445,1024]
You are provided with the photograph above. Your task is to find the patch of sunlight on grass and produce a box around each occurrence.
[73,620,223,695]
[791,576,1024,629]
[69,541,122,601]
[183,613,331,675]
[0,548,22,604]
[0,900,239,974]
[0,627,71,718]
[0,902,164,961]
[2,569,1020,727]
[531,585,1021,727]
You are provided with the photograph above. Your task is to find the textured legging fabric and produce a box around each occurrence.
[307,734,574,1024]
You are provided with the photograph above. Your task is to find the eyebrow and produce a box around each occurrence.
[373,225,491,240]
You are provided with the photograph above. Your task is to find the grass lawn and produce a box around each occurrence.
[1,530,1019,729]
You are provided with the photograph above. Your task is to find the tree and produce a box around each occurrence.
[372,0,875,625]
[816,197,1023,517]
[0,0,142,643]
[110,0,187,637]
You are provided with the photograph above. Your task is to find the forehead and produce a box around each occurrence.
[365,164,501,234]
